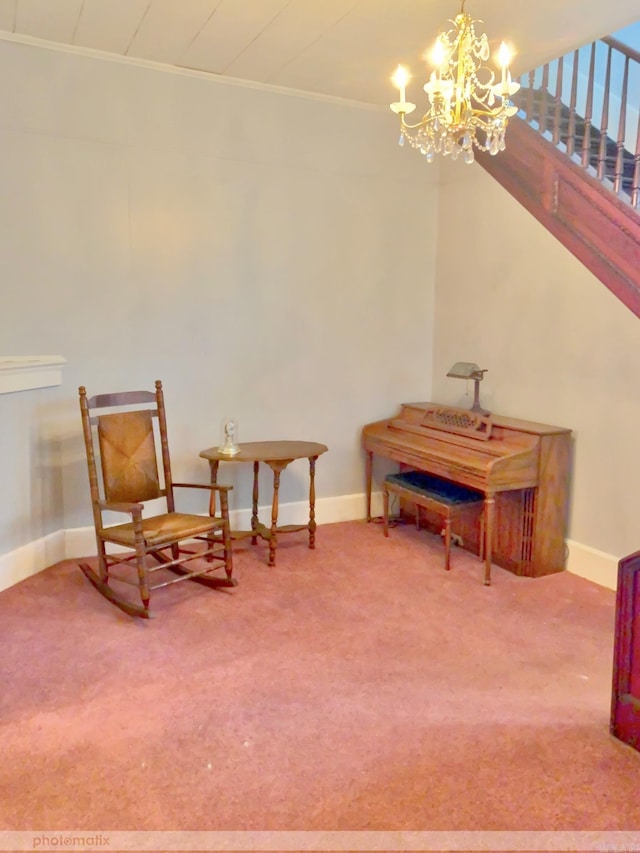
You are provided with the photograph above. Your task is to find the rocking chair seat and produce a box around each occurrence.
[104,512,225,548]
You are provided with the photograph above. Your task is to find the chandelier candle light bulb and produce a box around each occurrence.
[394,65,407,102]
[498,42,511,91]
[432,38,445,81]
[389,0,520,163]
[391,65,415,115]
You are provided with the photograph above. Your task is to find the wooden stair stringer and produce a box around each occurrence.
[476,116,640,319]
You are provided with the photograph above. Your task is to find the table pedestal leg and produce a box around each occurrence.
[266,460,292,567]
[309,455,318,549]
[365,451,373,523]
[269,468,281,567]
[208,460,220,516]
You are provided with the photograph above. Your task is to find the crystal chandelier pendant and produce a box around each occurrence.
[388,1,519,163]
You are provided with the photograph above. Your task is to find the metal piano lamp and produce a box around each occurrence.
[446,362,489,415]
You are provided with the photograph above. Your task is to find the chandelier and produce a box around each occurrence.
[390,0,520,164]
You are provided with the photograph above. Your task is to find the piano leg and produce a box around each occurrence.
[365,450,373,522]
[484,494,495,586]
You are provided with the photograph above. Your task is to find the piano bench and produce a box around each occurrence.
[383,471,484,573]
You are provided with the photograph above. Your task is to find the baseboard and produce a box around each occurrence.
[566,539,619,591]
[8,494,619,596]
[0,530,65,593]
[0,492,387,590]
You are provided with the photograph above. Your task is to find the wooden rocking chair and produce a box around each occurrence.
[78,380,236,618]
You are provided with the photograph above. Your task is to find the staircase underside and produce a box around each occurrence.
[476,116,640,319]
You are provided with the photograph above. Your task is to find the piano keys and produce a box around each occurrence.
[362,402,572,579]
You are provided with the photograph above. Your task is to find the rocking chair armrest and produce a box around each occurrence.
[97,499,143,516]
[172,482,233,493]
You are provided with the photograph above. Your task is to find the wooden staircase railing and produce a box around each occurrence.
[475,35,640,319]
[519,36,640,208]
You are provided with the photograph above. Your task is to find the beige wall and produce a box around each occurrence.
[433,158,640,565]
[1,35,637,590]
[0,38,437,571]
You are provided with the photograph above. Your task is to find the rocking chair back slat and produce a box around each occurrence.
[98,410,162,504]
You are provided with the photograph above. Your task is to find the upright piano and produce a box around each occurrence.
[362,402,572,579]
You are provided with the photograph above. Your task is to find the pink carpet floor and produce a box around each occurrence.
[0,520,638,834]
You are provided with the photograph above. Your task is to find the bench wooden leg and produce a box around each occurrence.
[443,517,452,571]
[383,487,390,537]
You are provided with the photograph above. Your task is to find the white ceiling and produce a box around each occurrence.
[0,0,638,107]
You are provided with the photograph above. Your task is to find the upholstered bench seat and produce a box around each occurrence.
[383,470,484,573]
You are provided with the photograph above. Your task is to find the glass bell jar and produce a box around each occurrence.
[219,417,240,456]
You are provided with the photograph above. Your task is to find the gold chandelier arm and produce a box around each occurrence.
[399,115,432,132]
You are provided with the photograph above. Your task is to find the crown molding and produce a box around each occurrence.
[0,30,382,113]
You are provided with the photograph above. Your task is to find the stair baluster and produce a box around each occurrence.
[633,115,640,209]
[567,50,580,157]
[553,56,564,146]
[597,45,612,183]
[581,43,596,170]
[540,64,550,136]
[614,55,630,195]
